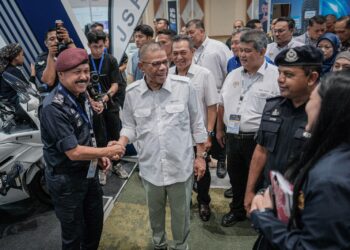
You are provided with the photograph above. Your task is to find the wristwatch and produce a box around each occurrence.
[197,151,208,159]
[207,130,215,137]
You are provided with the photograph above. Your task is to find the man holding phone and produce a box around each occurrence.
[34,20,75,96]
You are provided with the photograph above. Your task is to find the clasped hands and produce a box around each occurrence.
[107,140,126,161]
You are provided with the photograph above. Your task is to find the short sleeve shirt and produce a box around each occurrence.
[40,85,92,169]
[34,52,59,92]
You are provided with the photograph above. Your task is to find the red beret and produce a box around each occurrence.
[56,48,88,72]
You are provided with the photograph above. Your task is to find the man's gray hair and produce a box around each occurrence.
[139,42,163,61]
[240,30,268,52]
[232,27,251,36]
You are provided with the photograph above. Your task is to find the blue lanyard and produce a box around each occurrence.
[90,53,105,93]
[58,84,92,129]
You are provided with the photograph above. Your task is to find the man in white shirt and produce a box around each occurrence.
[217,30,280,227]
[266,17,304,61]
[169,35,219,222]
[186,19,232,92]
[186,18,232,178]
[113,42,207,250]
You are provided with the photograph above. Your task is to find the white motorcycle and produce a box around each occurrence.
[0,72,50,205]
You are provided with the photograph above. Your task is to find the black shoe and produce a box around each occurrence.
[198,204,211,222]
[221,211,245,227]
[216,161,227,178]
[224,187,233,198]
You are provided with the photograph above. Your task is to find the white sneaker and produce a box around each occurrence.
[112,163,128,179]
[99,170,107,185]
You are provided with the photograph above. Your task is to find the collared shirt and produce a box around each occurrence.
[193,37,232,92]
[227,55,275,73]
[219,61,280,133]
[169,63,219,127]
[256,97,308,185]
[40,85,92,170]
[265,39,305,61]
[34,51,58,93]
[120,75,207,186]
[294,32,317,47]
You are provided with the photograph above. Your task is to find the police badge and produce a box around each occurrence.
[285,49,299,62]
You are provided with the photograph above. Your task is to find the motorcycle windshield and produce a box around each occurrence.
[2,72,40,103]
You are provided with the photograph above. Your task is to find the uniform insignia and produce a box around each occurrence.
[285,49,299,62]
[298,191,305,210]
[52,93,64,105]
[303,131,312,138]
[272,109,280,116]
[70,108,76,115]
[37,60,45,66]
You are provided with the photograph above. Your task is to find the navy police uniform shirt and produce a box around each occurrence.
[256,96,308,184]
[40,84,92,169]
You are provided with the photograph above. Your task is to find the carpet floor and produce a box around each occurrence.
[99,172,258,250]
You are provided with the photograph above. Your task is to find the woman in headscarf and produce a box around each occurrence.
[316,32,340,74]
[0,43,28,103]
[332,51,350,72]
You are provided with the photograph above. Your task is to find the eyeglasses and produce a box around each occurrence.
[142,59,169,68]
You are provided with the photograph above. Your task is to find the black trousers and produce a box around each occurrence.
[93,109,121,147]
[193,147,211,205]
[226,134,256,217]
[45,168,104,250]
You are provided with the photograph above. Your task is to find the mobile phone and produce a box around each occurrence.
[55,20,64,42]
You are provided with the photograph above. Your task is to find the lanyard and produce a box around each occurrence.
[236,62,268,113]
[58,84,92,130]
[90,54,105,93]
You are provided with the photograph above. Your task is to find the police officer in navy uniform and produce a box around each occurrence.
[244,45,323,213]
[40,47,125,250]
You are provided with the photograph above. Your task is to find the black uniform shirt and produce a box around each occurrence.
[256,96,308,184]
[88,53,124,110]
[40,84,91,169]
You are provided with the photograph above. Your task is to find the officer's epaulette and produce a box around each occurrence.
[169,74,190,84]
[264,96,284,112]
[126,80,141,92]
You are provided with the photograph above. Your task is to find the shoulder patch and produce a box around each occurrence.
[169,74,190,84]
[52,93,65,105]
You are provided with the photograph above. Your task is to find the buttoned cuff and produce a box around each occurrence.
[193,132,207,144]
[120,127,136,143]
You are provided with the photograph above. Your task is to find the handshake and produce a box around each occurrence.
[105,140,126,161]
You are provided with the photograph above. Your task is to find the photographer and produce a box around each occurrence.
[34,24,75,96]
[87,31,127,178]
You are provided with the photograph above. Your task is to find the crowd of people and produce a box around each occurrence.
[1,11,350,250]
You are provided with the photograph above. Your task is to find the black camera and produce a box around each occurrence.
[55,20,67,55]
[90,71,100,85]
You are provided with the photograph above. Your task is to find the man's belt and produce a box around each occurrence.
[228,132,256,140]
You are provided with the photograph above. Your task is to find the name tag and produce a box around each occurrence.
[227,114,241,134]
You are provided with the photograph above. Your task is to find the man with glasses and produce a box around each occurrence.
[265,17,304,61]
[113,42,207,250]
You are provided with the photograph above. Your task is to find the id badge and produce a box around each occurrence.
[87,159,98,178]
[227,114,241,134]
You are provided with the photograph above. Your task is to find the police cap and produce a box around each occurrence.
[275,45,323,66]
[56,48,88,72]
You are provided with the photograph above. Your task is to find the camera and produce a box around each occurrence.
[55,19,67,55]
[90,71,100,85]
